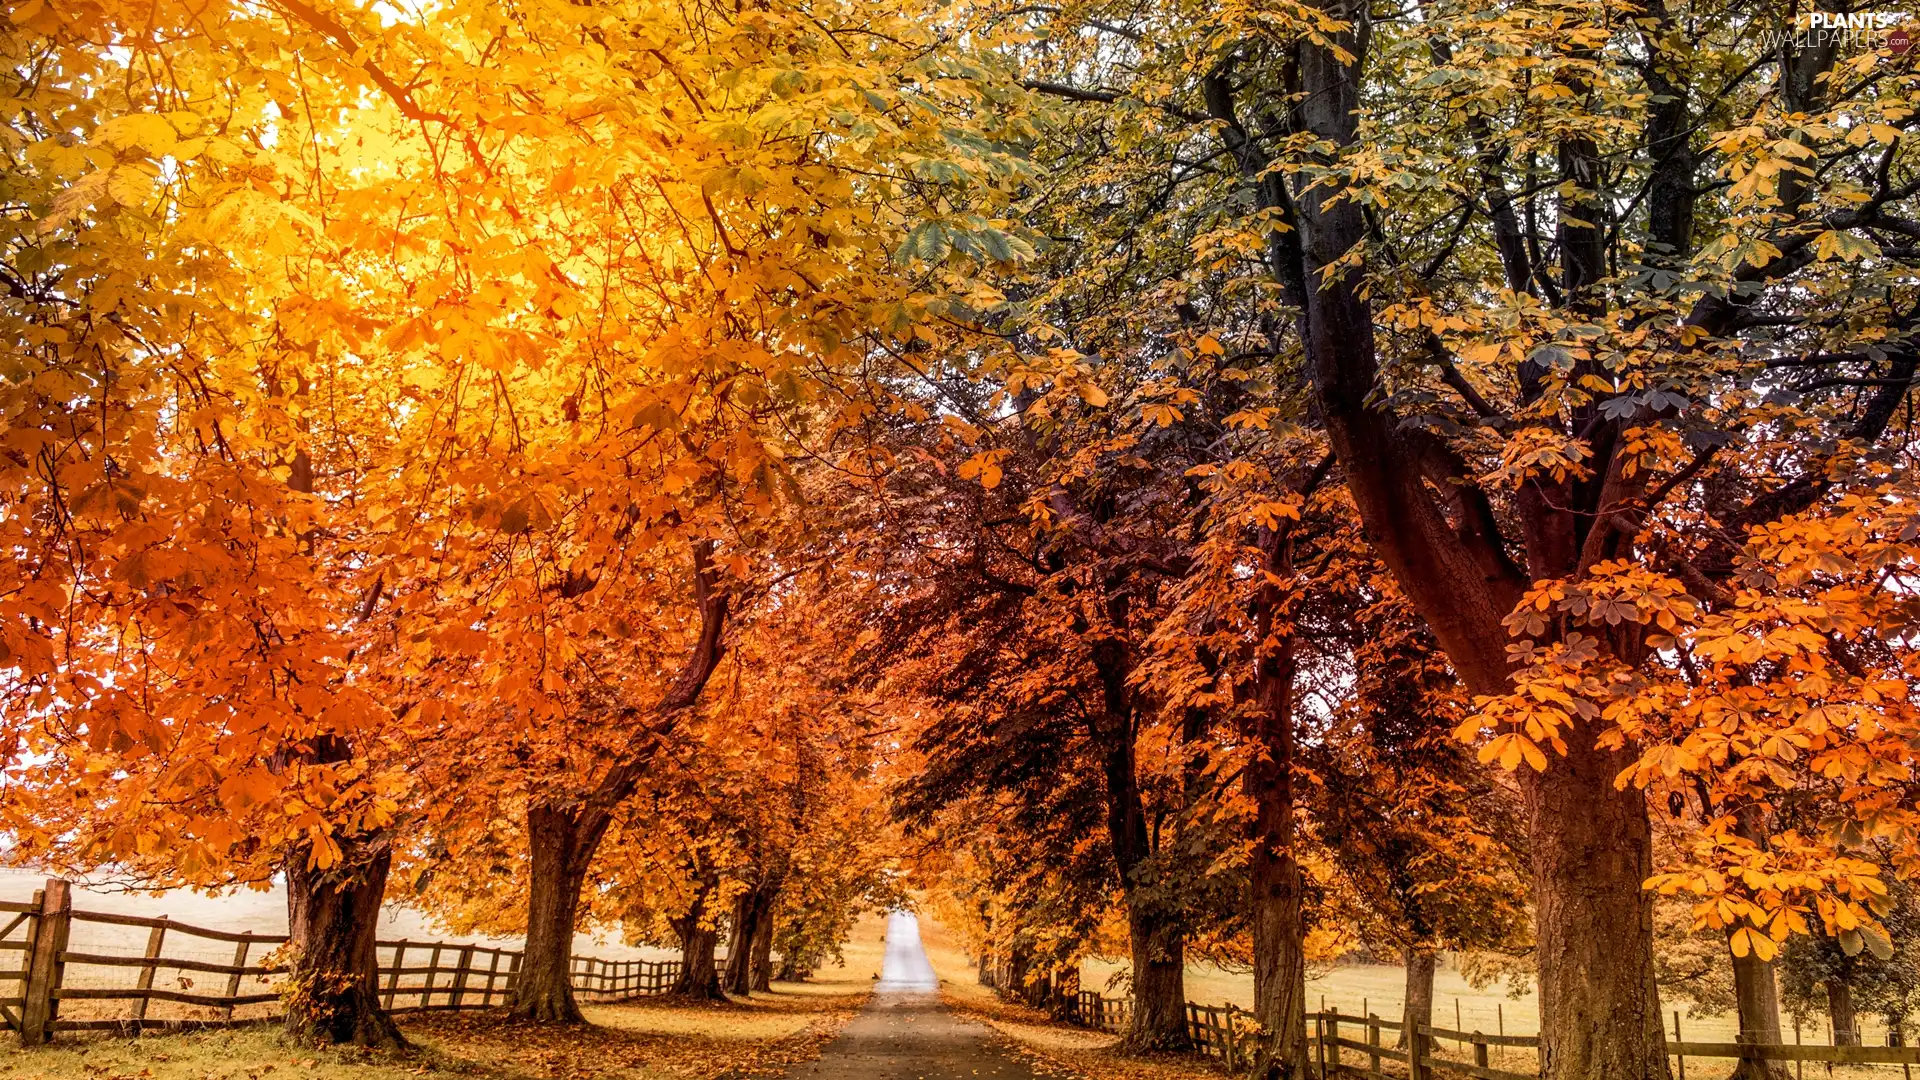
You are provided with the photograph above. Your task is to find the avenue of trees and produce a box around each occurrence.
[3,0,1920,1077]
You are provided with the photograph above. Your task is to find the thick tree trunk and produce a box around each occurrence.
[1247,623,1308,1079]
[750,896,777,992]
[1522,734,1670,1080]
[723,882,781,996]
[283,839,404,1048]
[671,873,725,999]
[512,804,591,1023]
[1726,938,1791,1080]
[673,920,724,998]
[1399,949,1436,1051]
[1828,980,1858,1046]
[1126,902,1188,1048]
[723,890,755,996]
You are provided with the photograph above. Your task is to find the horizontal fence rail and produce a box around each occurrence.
[1311,1008,1920,1079]
[5,878,685,1045]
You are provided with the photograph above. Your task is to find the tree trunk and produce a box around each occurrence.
[723,890,755,996]
[512,804,591,1023]
[1006,944,1031,1001]
[283,838,404,1048]
[1247,557,1308,1079]
[1726,937,1791,1080]
[1829,980,1858,1046]
[673,920,723,998]
[1725,803,1791,1080]
[1399,949,1436,1052]
[1522,734,1670,1080]
[1025,967,1051,1009]
[671,874,725,999]
[509,542,731,1022]
[1090,626,1190,1053]
[1126,902,1188,1048]
[723,882,780,996]
[750,895,777,992]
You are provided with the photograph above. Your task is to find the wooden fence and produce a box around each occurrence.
[1313,1008,1920,1079]
[1054,985,1920,1077]
[1074,989,1132,1034]
[5,878,684,1045]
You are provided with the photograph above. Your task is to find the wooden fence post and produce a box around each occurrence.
[1327,1012,1341,1076]
[1315,1012,1327,1079]
[1409,1023,1431,1080]
[453,945,475,1009]
[1368,1013,1382,1075]
[20,879,71,1047]
[132,915,168,1026]
[1794,1016,1804,1080]
[1474,1032,1490,1072]
[1227,1004,1243,1071]
[1674,1010,1686,1080]
[222,935,251,1022]
[385,941,406,1009]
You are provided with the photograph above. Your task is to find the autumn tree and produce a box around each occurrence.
[6,0,1048,1035]
[959,0,1920,1074]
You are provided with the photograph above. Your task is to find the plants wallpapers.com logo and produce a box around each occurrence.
[1760,10,1915,52]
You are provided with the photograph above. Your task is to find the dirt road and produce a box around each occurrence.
[779,912,1044,1080]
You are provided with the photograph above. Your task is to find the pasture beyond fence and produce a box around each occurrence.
[1047,982,1920,1078]
[1,878,683,1045]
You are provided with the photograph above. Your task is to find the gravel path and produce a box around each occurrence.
[779,912,1043,1080]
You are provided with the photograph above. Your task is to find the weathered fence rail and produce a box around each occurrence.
[1310,1007,1920,1079]
[4,878,684,1045]
[1037,981,1920,1077]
